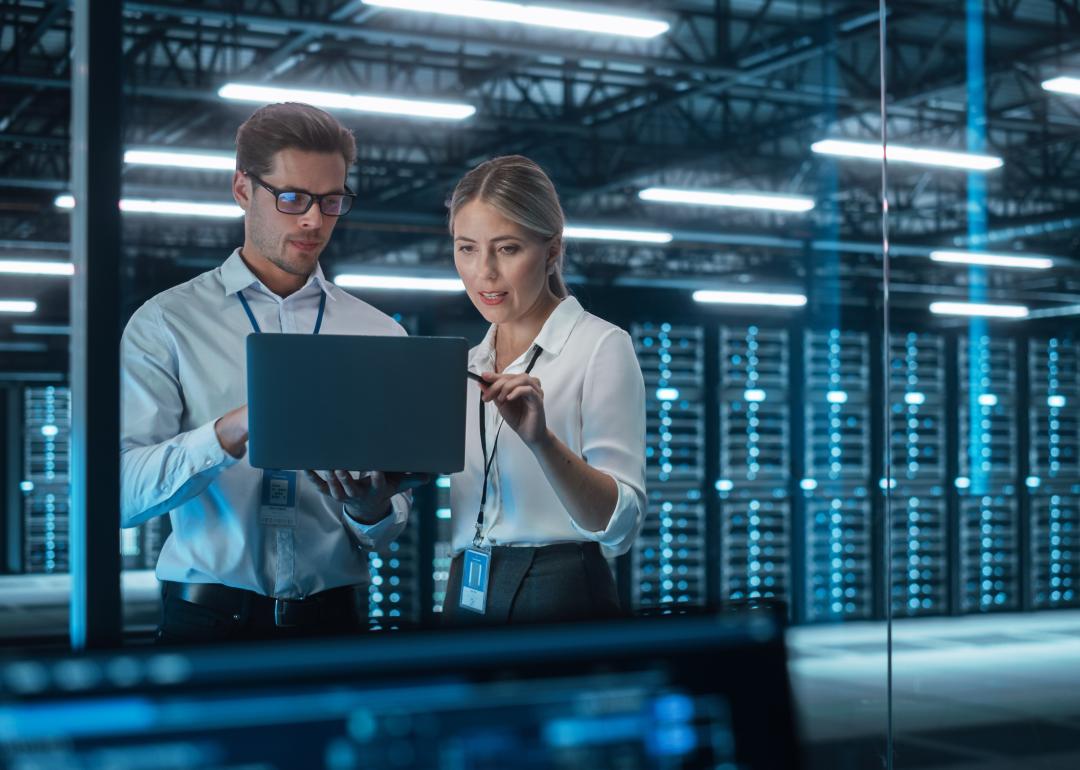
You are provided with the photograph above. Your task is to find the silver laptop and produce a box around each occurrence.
[247,334,468,473]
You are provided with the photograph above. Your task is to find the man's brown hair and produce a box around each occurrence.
[235,102,357,177]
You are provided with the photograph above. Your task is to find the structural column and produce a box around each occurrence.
[69,0,123,649]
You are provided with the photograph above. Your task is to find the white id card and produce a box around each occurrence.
[258,469,298,527]
[459,546,491,614]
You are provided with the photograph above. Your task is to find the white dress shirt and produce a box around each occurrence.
[120,249,410,598]
[450,296,647,558]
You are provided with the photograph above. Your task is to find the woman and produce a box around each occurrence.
[443,155,647,625]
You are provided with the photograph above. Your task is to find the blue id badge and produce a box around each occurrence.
[459,546,491,614]
[259,469,298,527]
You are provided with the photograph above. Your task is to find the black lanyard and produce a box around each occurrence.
[236,288,326,335]
[474,345,543,546]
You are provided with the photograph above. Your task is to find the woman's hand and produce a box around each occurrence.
[479,371,551,449]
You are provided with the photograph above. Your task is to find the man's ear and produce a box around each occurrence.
[232,170,251,211]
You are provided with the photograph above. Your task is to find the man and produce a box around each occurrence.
[120,102,423,642]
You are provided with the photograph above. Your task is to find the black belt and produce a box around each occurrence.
[164,580,359,629]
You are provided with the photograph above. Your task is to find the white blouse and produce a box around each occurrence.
[449,296,647,558]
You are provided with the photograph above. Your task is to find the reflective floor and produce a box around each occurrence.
[791,611,1080,769]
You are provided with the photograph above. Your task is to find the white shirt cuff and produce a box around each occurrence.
[342,492,409,550]
[569,478,642,556]
[188,419,241,473]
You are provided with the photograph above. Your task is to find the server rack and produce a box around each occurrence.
[804,329,873,621]
[888,331,949,617]
[630,322,707,610]
[22,386,71,575]
[717,324,792,612]
[1027,334,1080,609]
[957,335,1020,613]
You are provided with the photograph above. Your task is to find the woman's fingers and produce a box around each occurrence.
[504,383,541,403]
[481,372,536,401]
[492,375,540,403]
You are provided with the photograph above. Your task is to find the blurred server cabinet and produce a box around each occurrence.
[958,335,1019,612]
[803,329,872,621]
[1028,334,1079,609]
[630,323,707,610]
[889,332,949,617]
[432,476,452,615]
[21,386,166,575]
[365,313,423,626]
[21,386,70,574]
[717,325,791,612]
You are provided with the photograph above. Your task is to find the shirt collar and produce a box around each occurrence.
[468,295,585,369]
[220,247,336,301]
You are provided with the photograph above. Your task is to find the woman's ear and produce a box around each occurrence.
[547,235,562,273]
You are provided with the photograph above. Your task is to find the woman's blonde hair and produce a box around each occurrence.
[447,155,569,298]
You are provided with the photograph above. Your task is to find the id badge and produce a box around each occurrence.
[258,469,298,527]
[459,546,491,614]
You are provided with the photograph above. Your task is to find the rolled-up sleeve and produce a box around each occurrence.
[570,328,647,556]
[120,300,238,528]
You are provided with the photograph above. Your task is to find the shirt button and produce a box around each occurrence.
[204,459,213,467]
[159,484,168,492]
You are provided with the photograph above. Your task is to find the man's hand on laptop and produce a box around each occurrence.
[305,470,433,525]
[214,405,249,459]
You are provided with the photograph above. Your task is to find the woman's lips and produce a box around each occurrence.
[479,291,507,306]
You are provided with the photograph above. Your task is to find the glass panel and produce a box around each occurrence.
[1,8,895,766]
[886,1,1080,768]
[0,40,72,641]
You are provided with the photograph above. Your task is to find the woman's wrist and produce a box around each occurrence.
[528,428,558,454]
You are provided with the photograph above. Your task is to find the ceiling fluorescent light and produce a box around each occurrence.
[929,301,1028,319]
[639,187,814,212]
[1042,76,1080,96]
[363,0,669,39]
[56,195,242,218]
[13,324,69,335]
[218,83,476,121]
[125,149,235,171]
[0,300,37,314]
[930,251,1053,269]
[564,226,672,244]
[334,275,465,292]
[812,139,1003,171]
[693,290,807,307]
[120,199,242,218]
[0,341,47,352]
[0,260,74,276]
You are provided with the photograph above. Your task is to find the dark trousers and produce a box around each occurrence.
[158,581,364,644]
[442,541,623,625]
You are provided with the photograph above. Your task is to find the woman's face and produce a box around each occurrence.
[452,199,557,326]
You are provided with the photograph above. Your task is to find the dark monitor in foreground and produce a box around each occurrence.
[0,613,799,769]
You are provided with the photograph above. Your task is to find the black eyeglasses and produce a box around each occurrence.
[244,171,356,216]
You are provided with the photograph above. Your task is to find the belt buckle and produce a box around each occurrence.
[274,598,297,628]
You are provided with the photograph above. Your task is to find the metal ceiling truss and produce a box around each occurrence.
[0,0,1077,304]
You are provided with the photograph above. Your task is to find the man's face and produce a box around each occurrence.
[235,148,348,276]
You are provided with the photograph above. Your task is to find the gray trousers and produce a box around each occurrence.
[443,541,622,625]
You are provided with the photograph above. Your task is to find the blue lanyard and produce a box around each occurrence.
[236,288,326,335]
